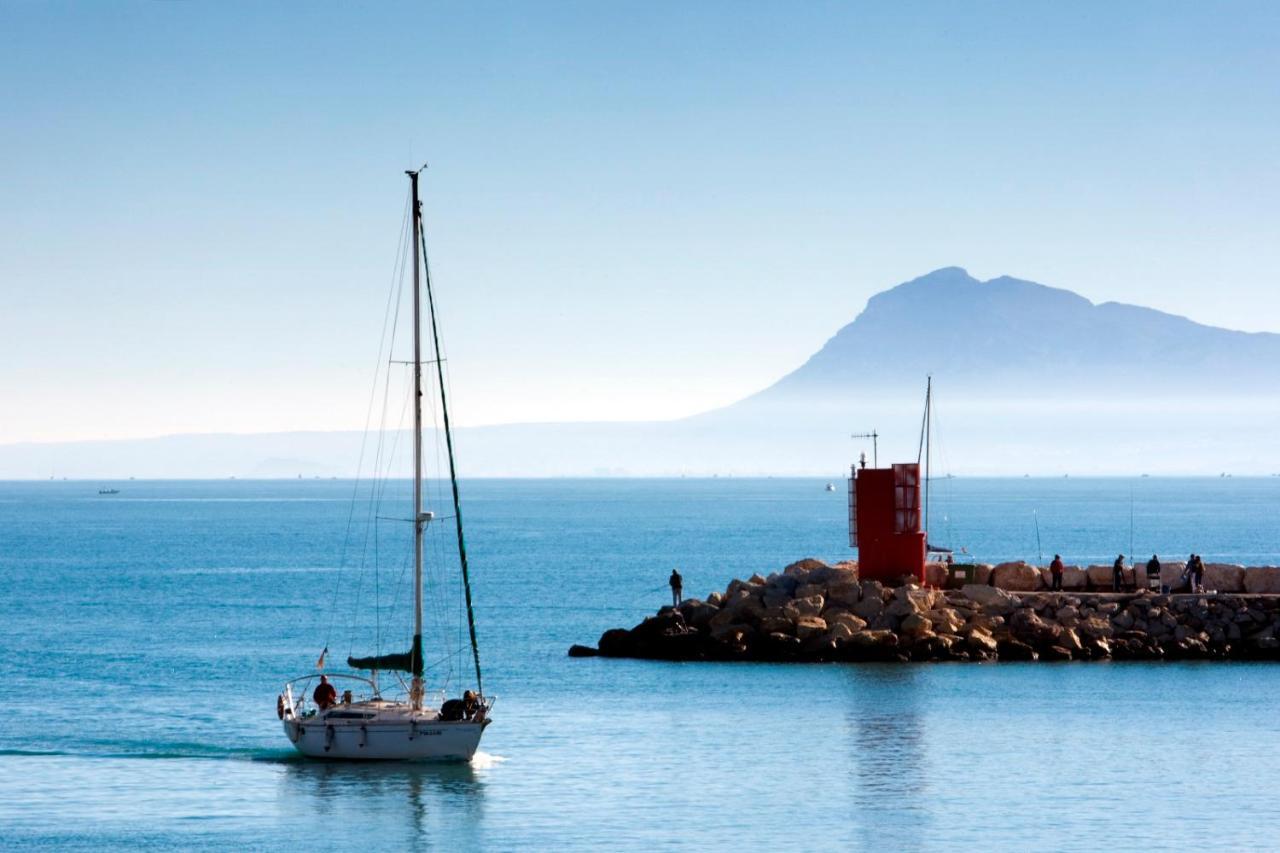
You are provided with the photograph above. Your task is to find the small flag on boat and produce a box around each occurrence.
[316,646,328,670]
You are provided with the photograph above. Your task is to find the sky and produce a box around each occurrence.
[2,1,1278,444]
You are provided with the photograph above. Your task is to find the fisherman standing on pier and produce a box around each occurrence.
[669,569,683,607]
[1050,554,1064,591]
[1147,554,1161,591]
[1113,554,1127,592]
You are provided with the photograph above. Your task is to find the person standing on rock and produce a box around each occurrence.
[1050,555,1064,591]
[1146,554,1161,591]
[669,569,683,607]
[1112,554,1126,592]
[1191,555,1205,593]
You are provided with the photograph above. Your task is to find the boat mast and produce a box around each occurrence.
[408,168,426,710]
[924,375,932,539]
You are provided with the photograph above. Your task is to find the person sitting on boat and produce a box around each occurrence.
[462,690,480,720]
[1112,554,1126,592]
[669,569,683,607]
[441,695,470,722]
[312,675,338,711]
[1050,555,1064,591]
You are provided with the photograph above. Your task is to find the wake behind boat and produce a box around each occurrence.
[277,168,491,761]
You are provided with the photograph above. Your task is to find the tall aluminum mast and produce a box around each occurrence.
[408,168,426,710]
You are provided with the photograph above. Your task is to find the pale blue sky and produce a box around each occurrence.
[2,1,1277,442]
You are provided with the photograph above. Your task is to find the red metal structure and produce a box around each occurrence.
[848,461,926,585]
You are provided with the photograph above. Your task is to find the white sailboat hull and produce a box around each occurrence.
[283,714,487,761]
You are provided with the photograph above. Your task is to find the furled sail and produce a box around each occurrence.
[346,634,423,675]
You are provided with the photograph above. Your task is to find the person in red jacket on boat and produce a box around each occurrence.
[313,675,337,710]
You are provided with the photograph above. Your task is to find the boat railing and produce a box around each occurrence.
[283,672,378,717]
[282,672,471,719]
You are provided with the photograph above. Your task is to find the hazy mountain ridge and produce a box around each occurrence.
[732,267,1280,408]
[6,267,1279,477]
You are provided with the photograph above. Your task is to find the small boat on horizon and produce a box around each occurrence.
[825,482,836,492]
[98,488,120,495]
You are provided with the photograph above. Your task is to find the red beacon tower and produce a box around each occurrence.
[848,457,926,586]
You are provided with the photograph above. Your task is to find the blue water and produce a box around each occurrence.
[3,477,1280,851]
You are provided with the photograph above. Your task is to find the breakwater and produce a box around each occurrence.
[570,558,1280,662]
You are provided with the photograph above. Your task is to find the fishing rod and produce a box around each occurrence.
[1129,485,1135,562]
[1033,510,1043,565]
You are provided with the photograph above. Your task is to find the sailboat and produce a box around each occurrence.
[277,168,491,761]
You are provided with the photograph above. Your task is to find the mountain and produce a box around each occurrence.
[5,268,1279,477]
[727,266,1280,412]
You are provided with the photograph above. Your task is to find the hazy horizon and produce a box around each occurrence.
[4,2,1280,446]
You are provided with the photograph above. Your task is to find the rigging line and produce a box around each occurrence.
[326,192,412,648]
[347,209,411,656]
[373,371,413,510]
[424,355,459,680]
[434,362,466,681]
[350,311,403,654]
[418,198,483,695]
[435,342,465,688]
[363,372,414,649]
[374,516,381,658]
[916,377,930,467]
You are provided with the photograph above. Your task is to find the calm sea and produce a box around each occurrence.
[2,477,1280,851]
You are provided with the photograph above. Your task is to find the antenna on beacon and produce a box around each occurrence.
[851,430,879,468]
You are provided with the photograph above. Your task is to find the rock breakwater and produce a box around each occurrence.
[570,559,1280,663]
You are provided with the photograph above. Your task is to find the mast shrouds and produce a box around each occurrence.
[417,172,485,697]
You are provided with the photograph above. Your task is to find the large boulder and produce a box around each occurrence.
[794,616,828,641]
[762,587,793,610]
[885,596,923,619]
[826,581,861,608]
[795,583,825,600]
[676,599,718,629]
[783,594,825,621]
[709,623,751,645]
[895,583,943,610]
[1009,608,1064,648]
[899,613,933,637]
[1086,564,1136,590]
[784,558,829,579]
[824,609,868,634]
[1076,616,1114,641]
[1159,561,1189,590]
[997,638,1038,661]
[1061,566,1088,590]
[847,629,899,650]
[852,592,884,622]
[825,561,859,586]
[961,584,1018,613]
[964,627,999,656]
[597,628,635,657]
[719,588,765,622]
[972,564,993,585]
[1244,567,1280,594]
[993,561,1042,591]
[823,622,857,644]
[924,608,966,635]
[924,562,948,588]
[1204,564,1245,593]
[758,615,794,635]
